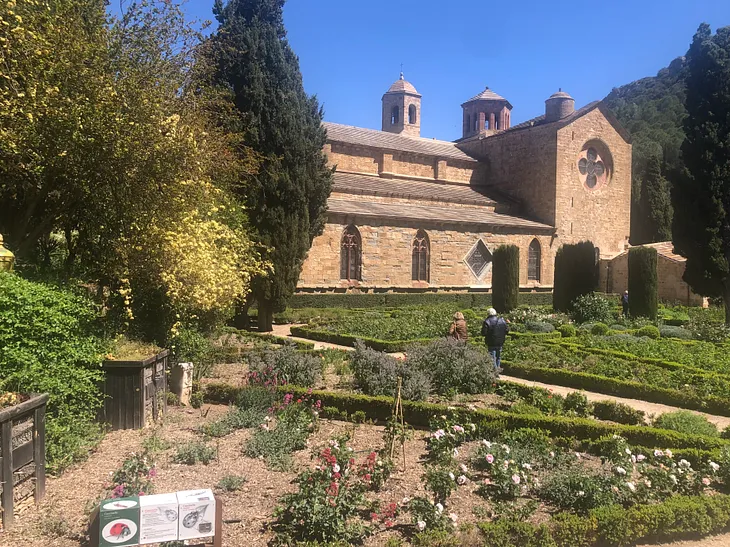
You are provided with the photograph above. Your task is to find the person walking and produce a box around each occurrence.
[481,308,510,370]
[448,312,468,341]
[621,290,629,317]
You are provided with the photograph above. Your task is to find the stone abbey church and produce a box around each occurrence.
[298,73,697,302]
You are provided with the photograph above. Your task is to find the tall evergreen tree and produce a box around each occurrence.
[672,24,730,324]
[204,0,332,331]
[637,155,673,244]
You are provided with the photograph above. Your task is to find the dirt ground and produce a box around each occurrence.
[4,399,730,547]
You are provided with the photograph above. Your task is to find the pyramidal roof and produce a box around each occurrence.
[385,72,420,96]
[462,87,512,107]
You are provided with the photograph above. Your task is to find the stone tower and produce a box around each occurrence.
[544,89,575,122]
[461,87,513,138]
[382,73,421,137]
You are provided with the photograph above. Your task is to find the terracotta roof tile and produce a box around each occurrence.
[385,73,420,96]
[328,198,554,232]
[325,122,477,162]
[332,172,498,206]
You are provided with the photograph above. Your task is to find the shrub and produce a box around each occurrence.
[492,245,520,313]
[0,273,105,473]
[108,451,156,498]
[591,400,645,425]
[525,320,555,333]
[571,293,613,324]
[558,324,577,338]
[564,392,590,418]
[628,247,658,319]
[553,241,598,312]
[508,401,544,416]
[247,345,323,387]
[172,442,217,465]
[590,322,610,336]
[350,341,430,400]
[635,325,660,339]
[688,315,730,344]
[406,338,498,396]
[169,326,216,381]
[539,471,618,513]
[653,411,719,437]
[478,521,555,547]
[659,325,694,340]
[236,386,279,411]
[216,475,247,492]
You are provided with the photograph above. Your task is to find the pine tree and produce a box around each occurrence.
[637,156,673,244]
[553,241,597,312]
[672,24,730,324]
[204,0,332,331]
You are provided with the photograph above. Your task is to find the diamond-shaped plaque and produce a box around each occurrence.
[466,240,492,279]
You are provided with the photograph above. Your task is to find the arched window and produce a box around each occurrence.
[391,106,399,125]
[474,116,479,132]
[412,230,430,283]
[408,104,417,125]
[465,114,471,133]
[528,239,541,282]
[340,226,362,281]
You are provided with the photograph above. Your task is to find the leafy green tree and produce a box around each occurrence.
[672,24,730,324]
[637,155,673,243]
[492,245,519,313]
[203,0,332,331]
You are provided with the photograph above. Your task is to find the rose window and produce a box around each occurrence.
[577,147,608,189]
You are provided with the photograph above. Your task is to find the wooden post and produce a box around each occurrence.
[212,496,223,547]
[33,404,46,503]
[1,419,14,530]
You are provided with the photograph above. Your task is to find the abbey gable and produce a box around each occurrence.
[297,74,633,293]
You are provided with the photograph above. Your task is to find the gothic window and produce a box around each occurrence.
[528,239,541,282]
[340,225,362,282]
[408,104,417,124]
[465,239,492,279]
[391,106,399,125]
[412,230,430,282]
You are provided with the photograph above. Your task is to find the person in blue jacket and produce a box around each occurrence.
[481,308,510,371]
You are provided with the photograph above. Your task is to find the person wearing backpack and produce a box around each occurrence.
[481,308,510,370]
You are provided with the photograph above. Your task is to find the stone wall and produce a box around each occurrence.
[554,108,632,258]
[326,142,483,185]
[457,122,558,226]
[599,252,705,306]
[298,219,555,290]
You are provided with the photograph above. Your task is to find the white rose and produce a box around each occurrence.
[417,520,426,531]
[449,472,455,481]
[436,503,444,513]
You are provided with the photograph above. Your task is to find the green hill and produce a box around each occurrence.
[603,57,687,243]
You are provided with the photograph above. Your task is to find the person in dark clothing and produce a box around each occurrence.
[621,290,629,317]
[481,308,510,370]
[448,312,468,341]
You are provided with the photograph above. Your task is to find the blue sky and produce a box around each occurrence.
[176,0,730,141]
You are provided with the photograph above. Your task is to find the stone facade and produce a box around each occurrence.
[599,243,706,306]
[299,74,646,294]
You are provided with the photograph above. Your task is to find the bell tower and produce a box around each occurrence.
[382,73,421,137]
[461,86,513,138]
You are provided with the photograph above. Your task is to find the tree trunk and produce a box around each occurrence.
[257,300,274,332]
[233,300,250,330]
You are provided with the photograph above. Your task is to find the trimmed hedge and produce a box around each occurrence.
[553,241,598,312]
[202,383,730,450]
[287,291,553,309]
[628,246,658,320]
[493,245,520,313]
[503,360,730,417]
[478,494,730,547]
[289,325,432,352]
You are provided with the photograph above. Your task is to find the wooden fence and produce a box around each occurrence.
[0,393,47,530]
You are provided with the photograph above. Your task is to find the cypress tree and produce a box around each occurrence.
[204,0,332,331]
[672,24,730,324]
[553,241,597,312]
[637,155,673,244]
[628,247,658,319]
[492,245,519,313]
